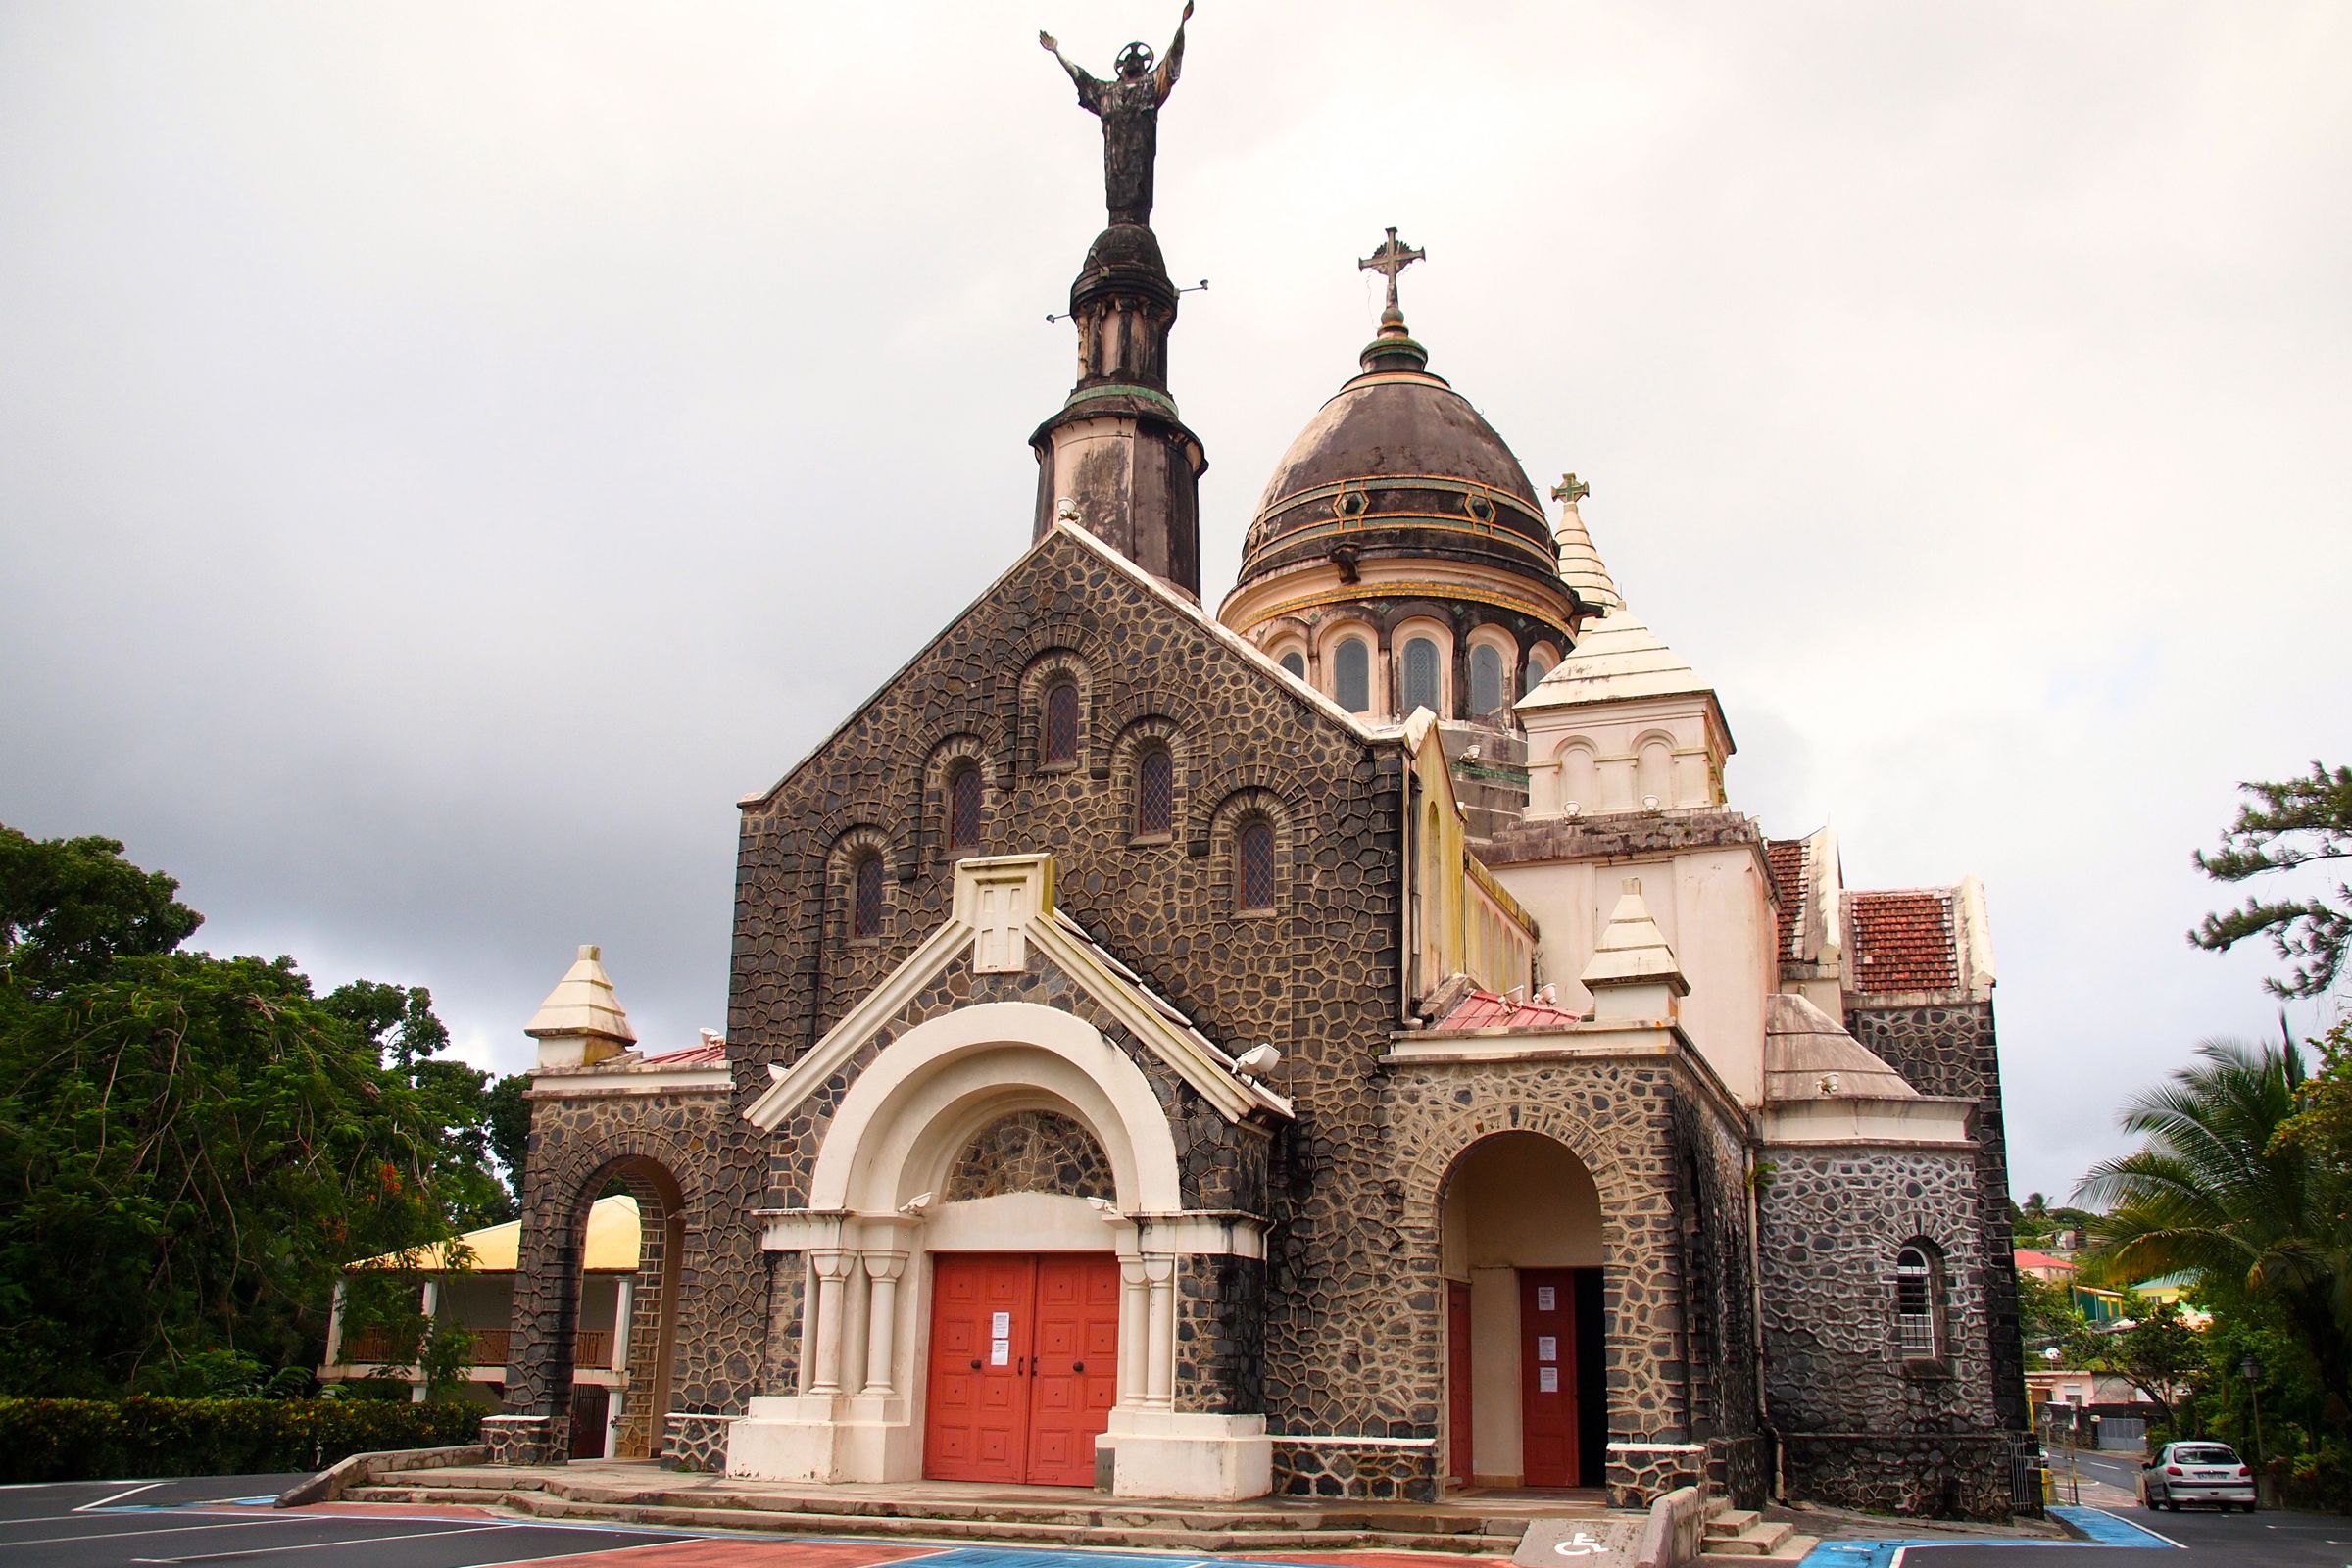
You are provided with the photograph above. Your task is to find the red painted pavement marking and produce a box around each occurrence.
[515,1543,946,1568]
[1256,1554,1505,1568]
[287,1501,507,1519]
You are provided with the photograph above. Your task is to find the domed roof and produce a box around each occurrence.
[1228,305,1569,627]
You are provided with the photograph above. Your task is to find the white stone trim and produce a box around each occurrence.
[529,1067,731,1098]
[742,917,972,1132]
[1270,1433,1439,1447]
[1607,1441,1708,1453]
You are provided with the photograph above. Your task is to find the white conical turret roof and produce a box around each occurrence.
[525,944,637,1044]
[1518,605,1706,709]
[1552,489,1623,614]
[1580,878,1690,993]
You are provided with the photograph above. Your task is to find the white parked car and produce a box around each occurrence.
[2139,1442,2256,1512]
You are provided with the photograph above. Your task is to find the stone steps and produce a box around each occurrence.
[347,1476,1529,1555]
[1696,1495,1817,1563]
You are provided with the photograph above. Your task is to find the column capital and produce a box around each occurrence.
[861,1250,908,1282]
[809,1248,858,1282]
[1142,1254,1177,1285]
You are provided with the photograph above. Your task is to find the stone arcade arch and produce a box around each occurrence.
[732,1000,1271,1499]
[1438,1131,1608,1491]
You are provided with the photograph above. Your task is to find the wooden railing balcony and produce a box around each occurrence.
[334,1326,612,1370]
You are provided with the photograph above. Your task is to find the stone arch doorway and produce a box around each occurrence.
[1440,1131,1606,1490]
[555,1154,686,1461]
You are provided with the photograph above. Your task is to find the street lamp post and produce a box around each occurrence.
[2241,1353,2265,1505]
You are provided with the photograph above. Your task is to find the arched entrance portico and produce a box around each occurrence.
[731,1000,1272,1499]
[1440,1131,1607,1490]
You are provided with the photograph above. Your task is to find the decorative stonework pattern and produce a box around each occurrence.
[1175,1253,1265,1415]
[500,1083,759,1473]
[480,1415,556,1466]
[1605,1445,1704,1511]
[1755,1143,2009,1519]
[1849,1002,2030,1435]
[1706,1434,1772,1511]
[1272,1442,1434,1501]
[1672,1096,1764,1468]
[1782,1433,2015,1520]
[663,1413,733,1474]
[944,1109,1116,1202]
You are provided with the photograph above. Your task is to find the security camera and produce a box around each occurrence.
[1235,1042,1282,1075]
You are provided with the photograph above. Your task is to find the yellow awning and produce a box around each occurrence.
[344,1193,640,1273]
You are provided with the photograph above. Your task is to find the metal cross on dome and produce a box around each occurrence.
[1357,226,1425,314]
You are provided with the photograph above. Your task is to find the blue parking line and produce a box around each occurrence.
[1794,1504,2182,1564]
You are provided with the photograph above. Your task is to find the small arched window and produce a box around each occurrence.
[1134,745,1173,838]
[1237,819,1276,913]
[1400,636,1443,716]
[1894,1245,1941,1359]
[1279,651,1307,680]
[1044,680,1080,765]
[1332,638,1370,713]
[1522,655,1554,697]
[948,763,983,851]
[1470,644,1505,717]
[851,853,885,940]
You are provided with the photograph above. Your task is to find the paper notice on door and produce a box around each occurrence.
[1539,1366,1559,1394]
[1536,1285,1556,1312]
[991,1337,1010,1366]
[1537,1335,1558,1363]
[991,1311,1011,1337]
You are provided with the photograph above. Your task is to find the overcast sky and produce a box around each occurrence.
[3,3,2346,1202]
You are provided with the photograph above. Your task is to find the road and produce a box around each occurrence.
[5,1475,2346,1568]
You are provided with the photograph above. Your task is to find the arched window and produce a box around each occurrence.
[1332,638,1370,713]
[1895,1245,1942,1359]
[1522,654,1554,697]
[947,763,983,851]
[1237,819,1276,913]
[1279,651,1306,680]
[851,853,885,940]
[1400,636,1443,715]
[1469,644,1505,717]
[1044,680,1080,765]
[1134,745,1173,838]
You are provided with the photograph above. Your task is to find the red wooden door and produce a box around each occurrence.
[925,1253,1120,1486]
[1446,1281,1474,1486]
[1519,1269,1579,1486]
[1026,1255,1121,1485]
[924,1254,1035,1482]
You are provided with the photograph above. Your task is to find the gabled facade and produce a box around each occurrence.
[476,40,2028,1522]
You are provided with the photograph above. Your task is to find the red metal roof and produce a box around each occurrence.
[2015,1249,2079,1273]
[1433,988,1583,1033]
[643,1042,727,1066]
[1765,839,1807,963]
[1847,889,1959,994]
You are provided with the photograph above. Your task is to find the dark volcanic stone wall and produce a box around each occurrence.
[1755,1141,2010,1518]
[945,1109,1116,1202]
[729,528,1406,1444]
[1671,1094,1767,1505]
[1849,1000,2029,1436]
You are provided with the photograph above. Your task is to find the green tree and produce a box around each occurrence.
[483,1071,532,1207]
[2190,761,2352,998]
[2077,1038,2351,1429]
[0,825,504,1396]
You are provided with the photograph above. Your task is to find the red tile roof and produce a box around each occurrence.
[1433,988,1583,1033]
[1847,889,1959,994]
[1765,839,1807,964]
[644,1042,727,1066]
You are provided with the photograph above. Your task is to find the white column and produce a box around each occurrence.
[1119,1258,1151,1408]
[808,1250,854,1396]
[415,1279,440,1401]
[1144,1255,1177,1409]
[612,1277,636,1375]
[863,1252,906,1395]
[324,1278,349,1368]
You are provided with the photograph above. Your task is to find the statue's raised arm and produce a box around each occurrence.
[1039,29,1108,112]
[1153,1,1194,104]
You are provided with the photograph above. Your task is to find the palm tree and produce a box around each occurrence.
[2075,1038,2351,1425]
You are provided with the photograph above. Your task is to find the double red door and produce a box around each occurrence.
[924,1253,1119,1486]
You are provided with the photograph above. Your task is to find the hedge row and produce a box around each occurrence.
[0,1396,485,1484]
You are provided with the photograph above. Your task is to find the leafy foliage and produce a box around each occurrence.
[2190,761,2352,998]
[2077,1038,2351,1433]
[0,1396,483,1484]
[0,825,512,1396]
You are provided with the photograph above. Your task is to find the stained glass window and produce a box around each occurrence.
[948,764,982,850]
[1136,746,1173,837]
[1045,680,1079,764]
[1470,644,1505,717]
[1333,638,1370,713]
[852,853,884,939]
[1279,651,1306,680]
[1238,819,1275,912]
[1522,656,1553,697]
[1400,636,1443,715]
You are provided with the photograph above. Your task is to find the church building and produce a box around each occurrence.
[483,24,2029,1522]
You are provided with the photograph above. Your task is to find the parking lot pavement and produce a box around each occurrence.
[1804,1502,2352,1566]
